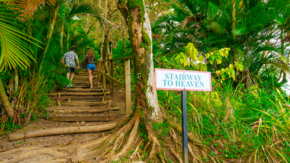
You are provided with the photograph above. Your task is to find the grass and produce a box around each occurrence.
[158,79,290,162]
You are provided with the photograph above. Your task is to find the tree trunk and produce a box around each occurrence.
[118,0,162,121]
[0,78,14,117]
[66,26,70,52]
[122,28,126,48]
[103,28,109,61]
[14,68,19,93]
[39,4,60,72]
[60,20,64,55]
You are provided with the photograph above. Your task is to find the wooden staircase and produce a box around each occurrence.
[47,71,119,122]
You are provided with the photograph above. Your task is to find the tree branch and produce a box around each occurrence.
[101,17,125,29]
[117,0,129,25]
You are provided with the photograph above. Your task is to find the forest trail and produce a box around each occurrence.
[0,71,127,163]
[47,70,119,123]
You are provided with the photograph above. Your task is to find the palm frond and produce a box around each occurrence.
[0,4,34,71]
[4,0,56,17]
[67,1,101,20]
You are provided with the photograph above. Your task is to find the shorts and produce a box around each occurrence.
[66,67,75,73]
[87,64,96,70]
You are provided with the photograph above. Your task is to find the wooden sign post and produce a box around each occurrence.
[155,68,212,163]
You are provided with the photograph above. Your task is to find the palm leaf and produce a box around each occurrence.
[4,0,57,17]
[67,1,101,20]
[0,4,34,71]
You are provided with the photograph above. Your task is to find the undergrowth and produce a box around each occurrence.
[156,81,290,162]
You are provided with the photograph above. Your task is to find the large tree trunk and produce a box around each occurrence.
[0,78,14,117]
[118,0,162,121]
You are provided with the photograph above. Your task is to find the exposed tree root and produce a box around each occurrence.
[169,126,201,162]
[43,159,68,163]
[9,122,117,141]
[72,111,167,163]
[164,114,203,145]
[108,112,140,162]
[188,144,201,163]
[1,112,216,163]
[74,113,137,161]
[143,139,152,154]
[170,147,183,163]
[145,123,166,163]
[169,127,179,149]
[130,139,144,161]
[75,135,111,160]
[163,114,212,162]
[0,146,41,157]
[1,148,67,163]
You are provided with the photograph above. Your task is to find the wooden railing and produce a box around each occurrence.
[95,56,133,115]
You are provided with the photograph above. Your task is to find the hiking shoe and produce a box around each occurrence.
[66,85,70,89]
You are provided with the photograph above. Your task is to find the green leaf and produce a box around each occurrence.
[0,4,36,71]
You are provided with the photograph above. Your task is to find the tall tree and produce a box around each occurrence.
[117,0,162,121]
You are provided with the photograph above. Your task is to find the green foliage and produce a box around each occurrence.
[0,118,21,136]
[0,4,36,71]
[153,0,290,88]
[139,122,148,143]
[155,40,290,161]
[174,43,244,81]
[152,122,170,137]
[157,79,290,161]
[112,39,133,59]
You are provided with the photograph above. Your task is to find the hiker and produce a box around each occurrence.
[81,49,96,89]
[62,48,80,88]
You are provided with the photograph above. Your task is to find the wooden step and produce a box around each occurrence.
[48,92,110,96]
[49,107,119,114]
[60,101,109,106]
[52,97,111,102]
[65,88,105,92]
[68,97,111,101]
[74,74,97,80]
[72,82,101,85]
[74,84,103,87]
[73,80,99,83]
[71,86,103,88]
[48,115,118,122]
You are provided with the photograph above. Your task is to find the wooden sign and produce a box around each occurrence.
[155,68,212,163]
[155,68,211,91]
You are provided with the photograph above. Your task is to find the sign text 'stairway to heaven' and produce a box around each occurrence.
[155,69,211,91]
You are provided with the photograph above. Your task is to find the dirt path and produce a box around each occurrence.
[0,71,127,163]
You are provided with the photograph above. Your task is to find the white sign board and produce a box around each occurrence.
[155,68,212,91]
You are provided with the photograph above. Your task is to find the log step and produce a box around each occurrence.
[48,92,110,96]
[74,76,97,79]
[73,80,100,84]
[48,115,118,122]
[9,123,118,141]
[60,101,109,106]
[49,107,119,114]
[53,97,111,102]
[65,88,105,92]
[68,97,111,101]
[71,86,103,88]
